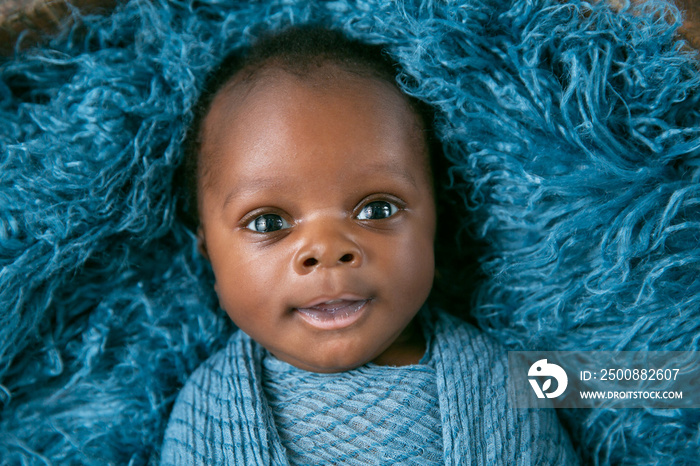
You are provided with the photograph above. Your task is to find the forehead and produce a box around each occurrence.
[198,66,428,179]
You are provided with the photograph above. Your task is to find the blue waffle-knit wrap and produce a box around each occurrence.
[160,309,578,464]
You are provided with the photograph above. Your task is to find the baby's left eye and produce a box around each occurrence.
[355,201,399,220]
[246,214,291,233]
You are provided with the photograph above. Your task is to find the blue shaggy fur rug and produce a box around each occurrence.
[1,0,698,464]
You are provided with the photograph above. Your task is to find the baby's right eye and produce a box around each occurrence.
[246,214,291,233]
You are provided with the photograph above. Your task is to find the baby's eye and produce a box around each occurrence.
[246,214,291,233]
[356,201,399,220]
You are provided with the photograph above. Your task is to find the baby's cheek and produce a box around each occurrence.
[392,236,434,304]
[216,262,286,320]
[210,268,251,317]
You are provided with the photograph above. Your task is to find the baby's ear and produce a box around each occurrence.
[196,226,210,261]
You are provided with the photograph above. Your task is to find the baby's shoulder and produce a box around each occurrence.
[427,309,509,380]
[428,309,506,353]
[163,330,255,432]
[183,329,252,387]
[161,330,255,464]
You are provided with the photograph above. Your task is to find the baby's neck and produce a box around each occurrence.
[372,319,426,366]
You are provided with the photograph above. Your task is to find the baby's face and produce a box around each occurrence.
[197,67,436,372]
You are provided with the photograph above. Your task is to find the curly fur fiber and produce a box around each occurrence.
[1,0,698,464]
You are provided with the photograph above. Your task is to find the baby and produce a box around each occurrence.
[162,26,578,465]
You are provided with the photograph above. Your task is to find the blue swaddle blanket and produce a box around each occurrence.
[161,309,578,464]
[262,349,442,464]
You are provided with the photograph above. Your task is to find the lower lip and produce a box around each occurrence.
[294,299,370,330]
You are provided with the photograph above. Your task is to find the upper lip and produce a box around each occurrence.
[295,294,370,309]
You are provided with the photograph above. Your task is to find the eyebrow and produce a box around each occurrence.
[365,162,418,188]
[222,177,285,208]
[221,161,419,208]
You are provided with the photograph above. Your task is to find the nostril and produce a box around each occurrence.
[339,253,354,263]
[303,258,318,267]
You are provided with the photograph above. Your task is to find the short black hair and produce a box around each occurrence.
[176,25,436,229]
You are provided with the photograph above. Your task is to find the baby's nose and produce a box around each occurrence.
[293,222,363,274]
[300,251,359,268]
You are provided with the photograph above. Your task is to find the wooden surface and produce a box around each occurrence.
[0,0,116,54]
[605,0,700,51]
[676,0,700,50]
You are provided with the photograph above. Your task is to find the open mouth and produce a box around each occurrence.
[294,298,370,330]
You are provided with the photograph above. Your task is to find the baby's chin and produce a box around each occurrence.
[265,335,425,373]
[267,348,377,373]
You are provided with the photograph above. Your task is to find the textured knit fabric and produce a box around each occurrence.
[261,348,442,465]
[161,309,579,465]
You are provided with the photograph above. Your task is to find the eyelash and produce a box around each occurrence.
[241,196,405,234]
